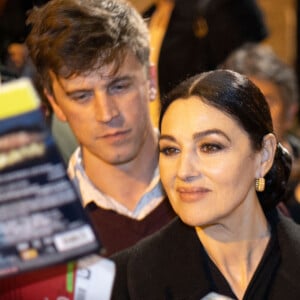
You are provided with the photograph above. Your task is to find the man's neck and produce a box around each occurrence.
[82,129,159,211]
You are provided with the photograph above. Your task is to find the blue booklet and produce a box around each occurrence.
[0,79,101,278]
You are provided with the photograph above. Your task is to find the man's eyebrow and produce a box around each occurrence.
[54,75,85,95]
[107,75,134,85]
[55,74,135,96]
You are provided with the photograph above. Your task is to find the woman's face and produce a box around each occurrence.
[159,96,263,227]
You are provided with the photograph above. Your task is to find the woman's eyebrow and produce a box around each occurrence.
[160,129,230,142]
[159,134,176,142]
[193,129,231,142]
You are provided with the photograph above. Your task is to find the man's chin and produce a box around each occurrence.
[109,153,138,166]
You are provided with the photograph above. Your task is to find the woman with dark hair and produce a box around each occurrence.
[112,70,300,299]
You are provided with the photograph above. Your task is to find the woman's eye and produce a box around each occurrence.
[200,143,223,153]
[159,147,179,156]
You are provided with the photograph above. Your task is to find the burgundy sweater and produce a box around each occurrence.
[85,198,176,257]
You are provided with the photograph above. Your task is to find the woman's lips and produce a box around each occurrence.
[176,187,210,202]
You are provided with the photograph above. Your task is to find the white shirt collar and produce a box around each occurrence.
[68,147,165,220]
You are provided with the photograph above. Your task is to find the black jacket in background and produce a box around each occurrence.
[144,0,268,97]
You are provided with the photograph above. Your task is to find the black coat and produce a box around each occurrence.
[111,212,300,300]
[144,0,268,97]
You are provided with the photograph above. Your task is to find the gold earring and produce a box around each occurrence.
[255,177,265,192]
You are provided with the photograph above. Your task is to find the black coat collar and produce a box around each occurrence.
[112,212,300,300]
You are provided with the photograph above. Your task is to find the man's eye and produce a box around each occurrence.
[200,143,223,153]
[70,92,92,102]
[109,81,131,94]
[159,147,179,156]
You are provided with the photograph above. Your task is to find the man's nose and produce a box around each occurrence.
[94,92,119,122]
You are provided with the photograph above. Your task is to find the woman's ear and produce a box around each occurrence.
[44,88,67,122]
[256,133,277,178]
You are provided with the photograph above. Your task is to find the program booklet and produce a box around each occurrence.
[0,78,101,278]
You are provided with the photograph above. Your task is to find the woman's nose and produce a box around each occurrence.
[177,150,201,181]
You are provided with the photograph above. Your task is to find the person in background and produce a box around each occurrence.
[111,70,300,299]
[4,43,29,76]
[220,43,300,223]
[26,0,175,257]
[129,0,269,126]
[0,0,51,117]
[0,0,32,63]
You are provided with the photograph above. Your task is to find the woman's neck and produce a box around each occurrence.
[196,207,270,299]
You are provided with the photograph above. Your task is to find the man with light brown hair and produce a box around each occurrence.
[26,0,175,257]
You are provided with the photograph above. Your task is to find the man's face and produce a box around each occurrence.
[46,52,153,167]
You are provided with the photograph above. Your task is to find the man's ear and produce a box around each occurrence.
[44,88,67,122]
[256,133,277,178]
[148,64,157,102]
